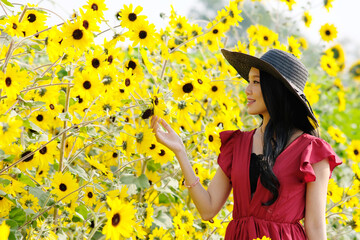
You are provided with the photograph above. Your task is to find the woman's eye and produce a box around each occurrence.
[253,80,260,84]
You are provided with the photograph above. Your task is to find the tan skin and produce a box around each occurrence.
[150,67,330,240]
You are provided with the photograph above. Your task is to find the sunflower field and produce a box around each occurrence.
[0,0,359,239]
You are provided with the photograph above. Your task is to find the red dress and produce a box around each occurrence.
[217,129,342,240]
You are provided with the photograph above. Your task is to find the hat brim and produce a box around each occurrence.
[221,48,318,126]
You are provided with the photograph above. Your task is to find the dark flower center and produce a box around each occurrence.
[197,79,203,84]
[182,83,193,93]
[150,144,156,150]
[83,20,89,30]
[153,96,159,105]
[59,183,67,191]
[264,36,269,41]
[5,77,12,87]
[12,23,17,29]
[119,89,125,93]
[27,13,36,23]
[128,13,137,21]
[107,55,113,64]
[39,170,43,175]
[212,86,218,92]
[125,78,131,87]
[141,108,153,119]
[39,146,47,155]
[213,29,218,34]
[21,150,34,162]
[325,30,331,36]
[91,4,98,11]
[49,104,55,110]
[159,149,166,156]
[327,63,331,69]
[139,30,147,39]
[83,80,92,89]
[76,95,84,103]
[87,192,93,198]
[209,135,214,142]
[112,152,118,158]
[92,58,100,68]
[112,213,121,226]
[72,29,83,40]
[127,60,136,70]
[36,114,44,122]
[355,149,359,155]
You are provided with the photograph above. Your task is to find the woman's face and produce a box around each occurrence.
[245,67,268,117]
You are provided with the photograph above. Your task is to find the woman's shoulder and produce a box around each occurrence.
[219,129,255,142]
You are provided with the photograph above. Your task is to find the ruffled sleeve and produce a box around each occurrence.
[300,137,342,183]
[217,130,238,181]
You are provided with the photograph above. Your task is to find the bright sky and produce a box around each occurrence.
[8,0,360,65]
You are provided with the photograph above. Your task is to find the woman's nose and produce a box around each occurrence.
[245,83,251,95]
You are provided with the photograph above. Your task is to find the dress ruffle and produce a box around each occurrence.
[217,130,239,180]
[299,137,342,183]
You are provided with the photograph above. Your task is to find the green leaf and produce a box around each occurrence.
[67,165,89,181]
[29,187,50,207]
[9,207,26,225]
[1,0,14,7]
[75,204,89,220]
[58,112,73,122]
[57,68,68,80]
[136,174,150,189]
[18,173,36,187]
[119,174,136,185]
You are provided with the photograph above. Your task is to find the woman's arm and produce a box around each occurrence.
[304,159,330,240]
[151,116,232,220]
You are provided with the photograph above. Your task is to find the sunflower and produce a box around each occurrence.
[148,227,171,240]
[349,60,360,81]
[324,0,334,12]
[204,126,221,154]
[19,193,40,212]
[0,14,28,37]
[0,63,29,101]
[102,197,136,239]
[223,1,243,27]
[0,195,13,217]
[73,70,102,101]
[304,82,320,105]
[30,109,53,131]
[0,115,22,148]
[337,91,346,112]
[128,20,157,51]
[173,209,194,235]
[22,8,48,36]
[116,131,135,159]
[327,126,346,144]
[29,140,58,167]
[257,25,278,48]
[320,54,339,77]
[85,45,107,74]
[35,162,50,184]
[171,78,198,100]
[18,149,40,172]
[287,36,301,58]
[124,58,144,80]
[118,4,147,29]
[51,171,79,204]
[320,23,337,42]
[325,44,345,70]
[207,80,226,103]
[303,11,312,27]
[169,14,191,35]
[61,19,93,50]
[78,8,100,33]
[134,125,155,154]
[152,146,175,164]
[298,37,308,50]
[83,187,97,206]
[0,221,10,239]
[280,0,296,10]
[85,155,113,180]
[347,140,360,162]
[101,68,119,96]
[83,0,108,20]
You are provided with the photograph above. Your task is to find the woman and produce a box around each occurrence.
[150,49,342,239]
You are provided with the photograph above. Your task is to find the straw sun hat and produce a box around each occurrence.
[221,48,318,125]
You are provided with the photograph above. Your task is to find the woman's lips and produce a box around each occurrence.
[247,99,255,106]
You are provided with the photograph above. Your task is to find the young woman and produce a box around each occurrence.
[150,49,342,240]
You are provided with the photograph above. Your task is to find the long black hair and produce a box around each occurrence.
[258,70,319,206]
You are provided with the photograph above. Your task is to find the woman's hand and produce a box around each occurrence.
[150,115,185,155]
